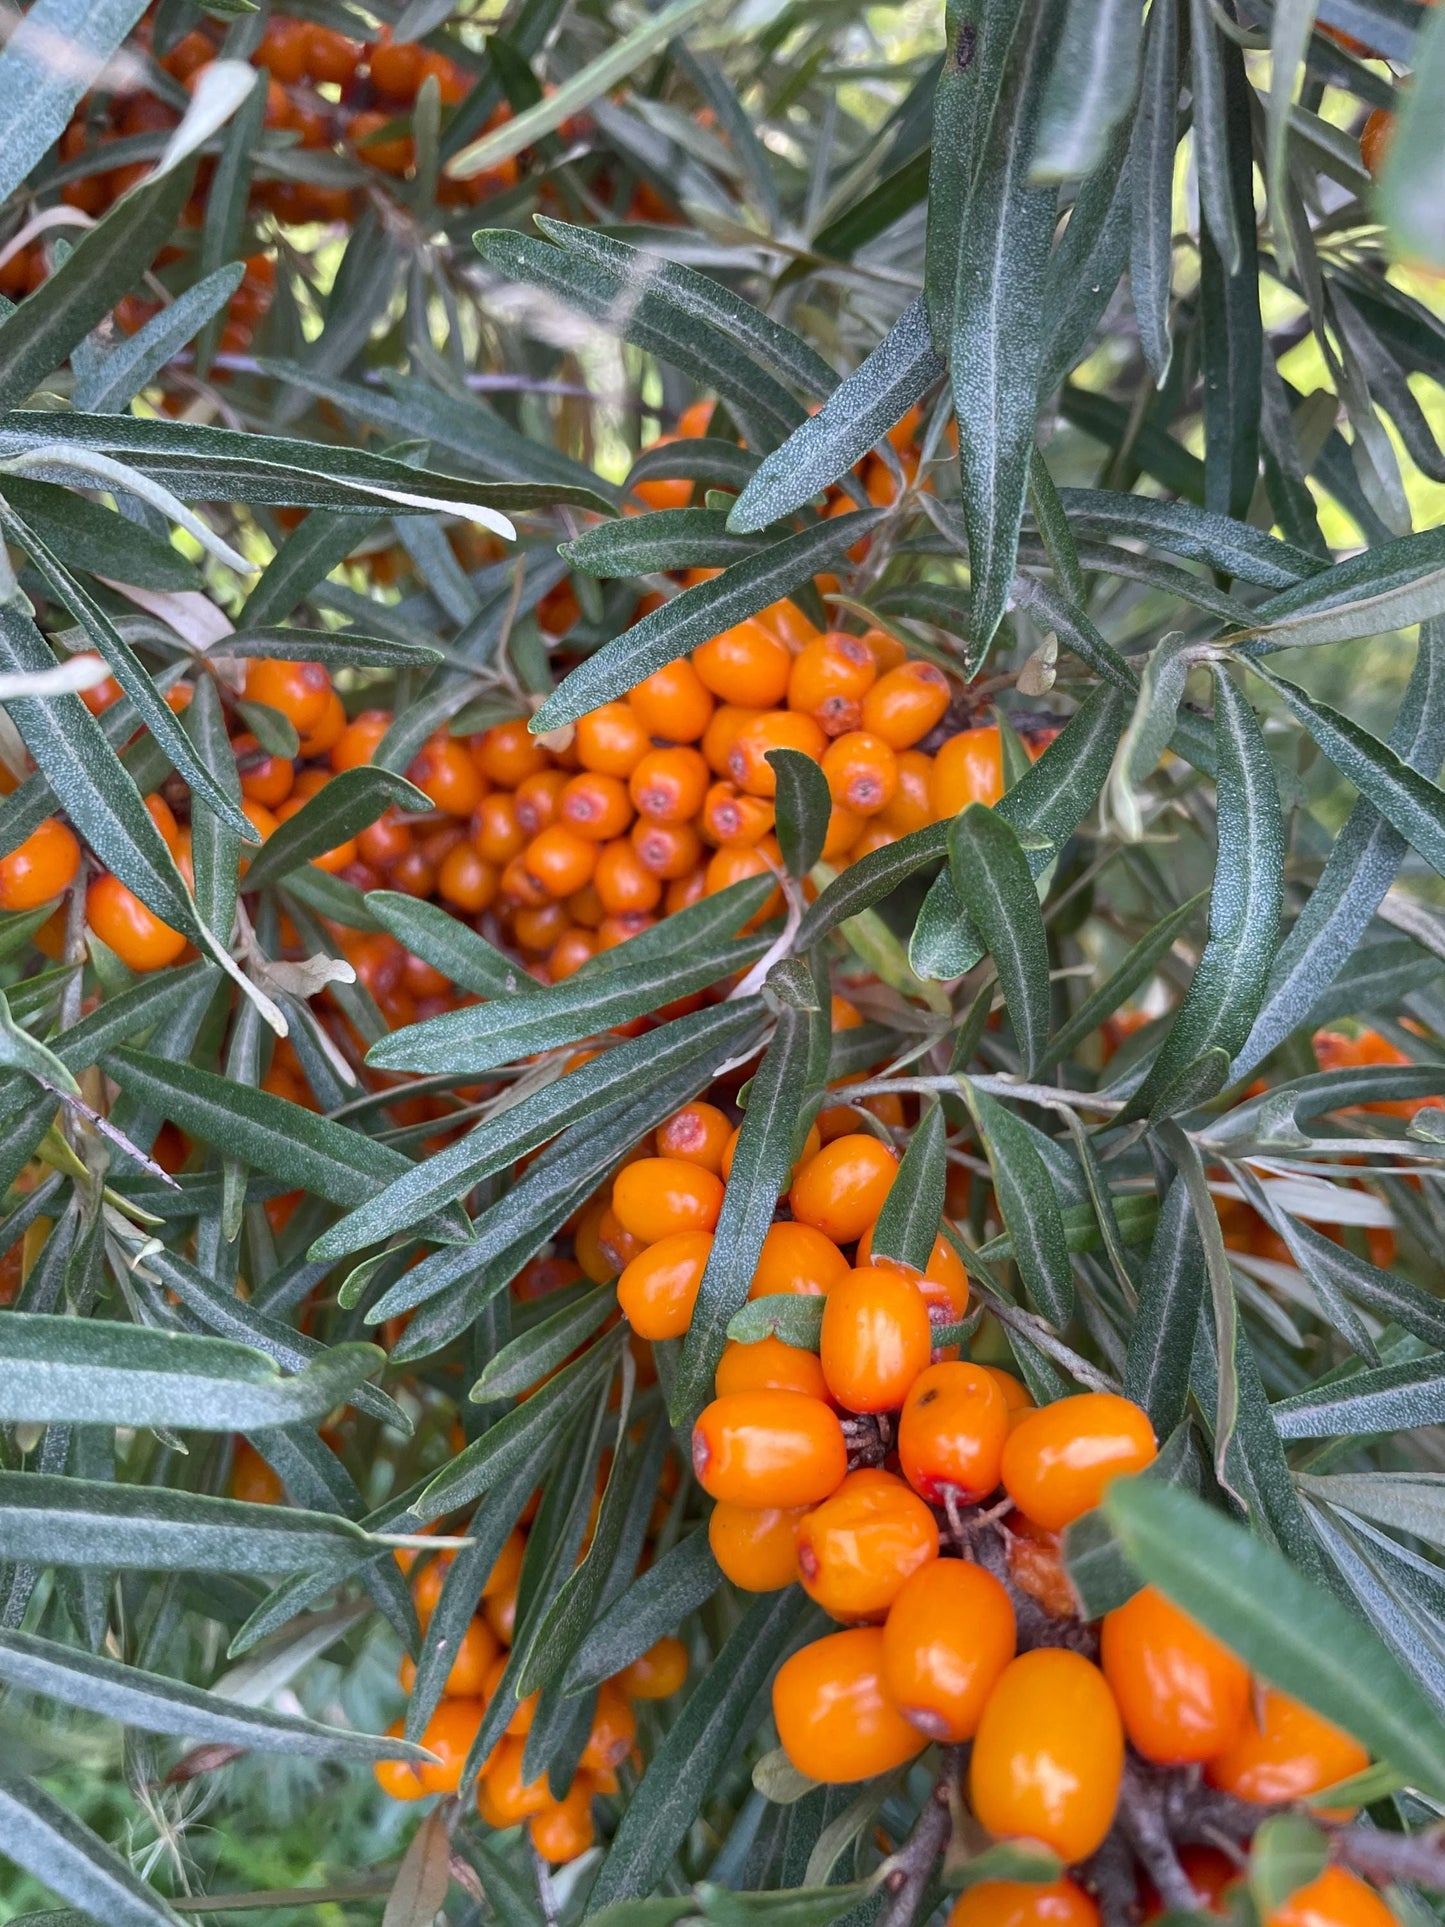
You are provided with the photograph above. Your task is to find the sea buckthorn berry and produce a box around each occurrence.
[897,1362,1009,1503]
[772,1627,927,1783]
[529,1782,595,1863]
[715,1335,828,1401]
[702,703,762,776]
[692,1391,847,1507]
[576,700,650,777]
[475,717,549,788]
[235,732,295,808]
[704,842,784,920]
[629,659,714,742]
[1360,108,1393,180]
[230,1440,283,1504]
[298,690,347,758]
[821,731,899,816]
[701,780,775,847]
[473,792,526,866]
[549,929,597,980]
[408,733,481,816]
[819,1268,932,1414]
[1100,1585,1250,1765]
[243,656,332,734]
[727,710,827,797]
[933,725,1004,816]
[368,27,426,98]
[331,709,391,773]
[374,1721,426,1800]
[819,804,862,861]
[656,1100,732,1172]
[398,1616,499,1698]
[483,1654,539,1735]
[619,1635,688,1700]
[595,838,663,913]
[477,1736,550,1826]
[415,1696,486,1794]
[437,843,498,914]
[514,768,569,834]
[861,660,951,748]
[790,1134,899,1243]
[1266,1868,1396,1927]
[748,1221,852,1299]
[306,22,362,82]
[632,817,704,880]
[856,1221,969,1324]
[883,1558,1015,1740]
[1000,1392,1157,1532]
[617,1230,713,1339]
[560,771,633,840]
[788,631,877,736]
[693,620,792,707]
[1205,1688,1369,1806]
[630,745,709,823]
[708,1500,806,1590]
[0,817,80,911]
[946,1880,1100,1927]
[969,1649,1124,1864]
[879,750,935,835]
[87,874,187,972]
[796,1468,939,1622]
[522,824,598,898]
[981,1365,1035,1417]
[484,1526,526,1599]
[611,1157,724,1242]
[581,1679,637,1774]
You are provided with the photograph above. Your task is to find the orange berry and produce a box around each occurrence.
[514,768,569,834]
[580,1679,636,1774]
[693,620,791,707]
[523,825,598,899]
[1266,1868,1396,1927]
[611,1157,724,1243]
[981,1365,1035,1417]
[1100,1586,1251,1766]
[772,1627,927,1783]
[529,1781,595,1863]
[473,792,526,866]
[230,1440,283,1504]
[409,733,482,815]
[878,750,935,835]
[575,701,650,777]
[87,874,186,972]
[796,1468,938,1622]
[715,1335,828,1401]
[474,718,549,787]
[856,1221,970,1326]
[330,709,391,773]
[416,1696,487,1794]
[933,725,1004,816]
[367,28,425,99]
[298,689,347,758]
[629,660,714,742]
[704,841,784,919]
[374,1720,426,1800]
[549,929,597,981]
[708,1500,806,1590]
[235,732,296,808]
[1000,1393,1157,1532]
[897,1361,1009,1503]
[727,710,827,797]
[630,745,709,823]
[560,770,633,840]
[1205,1689,1369,1805]
[483,1653,539,1735]
[947,1881,1100,1927]
[821,731,898,816]
[1360,107,1393,180]
[748,1220,851,1299]
[617,1230,713,1339]
[0,817,80,911]
[437,843,498,913]
[399,1616,499,1699]
[702,702,762,776]
[788,631,877,736]
[819,1266,932,1414]
[702,780,776,847]
[477,1735,550,1825]
[618,1635,688,1700]
[969,1649,1124,1863]
[631,817,704,880]
[861,661,951,749]
[655,1100,732,1172]
[883,1558,1015,1741]
[692,1391,847,1507]
[305,23,362,83]
[790,1134,899,1244]
[595,838,664,913]
[243,657,331,734]
[484,1527,526,1600]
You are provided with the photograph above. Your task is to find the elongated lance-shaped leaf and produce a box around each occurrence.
[77,263,245,415]
[1,477,199,591]
[1272,1358,1445,1441]
[472,1287,618,1403]
[1124,670,1282,1118]
[946,0,1063,665]
[531,510,886,732]
[364,890,521,998]
[241,767,432,892]
[0,1774,184,1927]
[0,0,146,207]
[312,998,764,1260]
[1103,1477,1445,1801]
[728,299,943,534]
[181,672,242,943]
[949,803,1052,1075]
[562,1527,722,1696]
[769,748,833,879]
[926,0,1019,348]
[1197,18,1261,520]
[1239,526,1445,652]
[563,509,763,578]
[1055,489,1325,587]
[1032,0,1142,182]
[0,1314,382,1431]
[1189,0,1242,277]
[1043,892,1208,1070]
[869,1100,946,1273]
[1128,0,1179,384]
[1237,618,1445,1076]
[963,1082,1074,1326]
[675,996,829,1426]
[1038,117,1132,397]
[221,629,441,671]
[1124,1175,1206,1436]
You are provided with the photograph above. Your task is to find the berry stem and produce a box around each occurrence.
[1330,1822,1445,1892]
[877,1747,964,1927]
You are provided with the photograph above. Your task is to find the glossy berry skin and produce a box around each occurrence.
[946,1880,1101,1927]
[374,1721,426,1800]
[708,1499,807,1591]
[789,1134,899,1244]
[748,1221,851,1299]
[629,659,714,742]
[0,817,80,911]
[477,1735,550,1825]
[244,656,331,733]
[861,661,951,749]
[856,1221,969,1325]
[819,1267,932,1414]
[693,620,791,707]
[611,1157,724,1243]
[821,730,899,816]
[581,1680,636,1773]
[1100,1585,1250,1765]
[619,1635,689,1700]
[715,1335,828,1401]
[617,1230,713,1339]
[796,1469,939,1622]
[398,1615,498,1699]
[530,1781,595,1863]
[692,1391,847,1508]
[655,1100,732,1172]
[932,725,1003,816]
[882,1558,1016,1740]
[1205,1688,1369,1806]
[415,1696,486,1793]
[968,1649,1124,1864]
[87,874,187,971]
[897,1362,1009,1504]
[1000,1393,1157,1532]
[772,1627,927,1783]
[1266,1867,1397,1927]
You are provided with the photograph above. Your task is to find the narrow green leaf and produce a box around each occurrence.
[241,767,431,892]
[727,1295,826,1350]
[769,748,832,879]
[1043,893,1207,1070]
[562,1529,721,1697]
[365,890,521,998]
[1124,1177,1206,1436]
[1032,0,1142,181]
[471,1287,617,1402]
[963,1082,1074,1325]
[949,802,1052,1076]
[869,1100,946,1273]
[1129,0,1179,384]
[0,1775,183,1927]
[1378,1,1445,269]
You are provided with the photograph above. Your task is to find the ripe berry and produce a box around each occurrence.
[882,1558,1015,1741]
[87,874,187,971]
[789,1133,899,1243]
[514,768,568,834]
[523,824,598,899]
[821,731,899,816]
[818,1266,931,1413]
[856,1220,969,1325]
[897,1361,1009,1503]
[946,1880,1100,1927]
[474,718,549,788]
[701,779,775,847]
[595,838,664,913]
[748,1220,852,1298]
[1360,108,1393,180]
[619,1636,688,1700]
[575,700,650,777]
[235,732,295,807]
[580,1680,636,1773]
[773,1627,927,1783]
[796,1468,938,1622]
[708,1499,806,1590]
[1000,1392,1157,1532]
[374,1722,426,1800]
[727,710,827,796]
[629,660,714,742]
[631,745,710,823]
[861,661,951,749]
[415,1696,486,1793]
[477,1735,550,1825]
[655,1100,732,1172]
[1100,1585,1250,1765]
[692,1391,847,1507]
[617,1230,713,1339]
[715,1335,828,1400]
[933,725,1003,817]
[1266,1867,1396,1927]
[968,1648,1124,1864]
[473,793,526,865]
[530,1781,595,1863]
[693,620,791,707]
[398,1615,498,1698]
[0,816,80,911]
[631,817,704,880]
[788,631,876,735]
[879,749,936,834]
[611,1157,724,1243]
[1205,1688,1369,1805]
[243,656,332,734]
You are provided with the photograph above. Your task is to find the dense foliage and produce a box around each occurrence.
[4,0,1445,1921]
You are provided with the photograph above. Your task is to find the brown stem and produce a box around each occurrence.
[878,1748,963,1927]
[972,1527,1098,1659]
[1331,1823,1445,1892]
[1115,1761,1198,1914]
